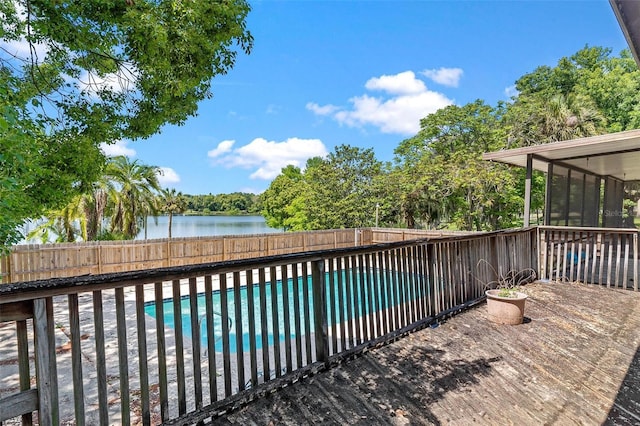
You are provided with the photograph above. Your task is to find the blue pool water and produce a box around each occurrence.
[144,270,420,353]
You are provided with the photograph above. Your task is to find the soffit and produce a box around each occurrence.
[482,129,640,181]
[610,0,640,68]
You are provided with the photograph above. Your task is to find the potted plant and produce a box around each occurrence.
[480,263,537,325]
[485,287,528,325]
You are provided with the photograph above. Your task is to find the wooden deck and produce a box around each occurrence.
[217,281,640,425]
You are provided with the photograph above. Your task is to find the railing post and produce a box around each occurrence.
[33,298,57,426]
[634,231,639,292]
[490,234,499,283]
[312,259,329,365]
[538,227,546,280]
[426,243,436,316]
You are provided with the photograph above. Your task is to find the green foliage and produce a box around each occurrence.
[27,156,161,243]
[185,192,262,216]
[160,188,187,238]
[505,93,605,146]
[1,0,253,140]
[161,189,187,216]
[396,100,505,163]
[94,230,129,242]
[8,42,640,245]
[261,165,308,230]
[393,101,522,231]
[305,145,383,229]
[0,82,104,249]
[262,147,385,231]
[106,156,161,239]
[252,46,640,233]
[262,45,640,233]
[0,0,252,250]
[507,46,640,146]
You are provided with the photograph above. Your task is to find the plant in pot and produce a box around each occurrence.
[479,262,537,325]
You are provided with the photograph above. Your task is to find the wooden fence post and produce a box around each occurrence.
[8,252,13,284]
[3,253,12,284]
[97,243,103,275]
[311,259,329,365]
[266,234,271,256]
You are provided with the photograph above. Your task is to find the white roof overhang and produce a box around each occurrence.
[610,0,640,68]
[482,129,640,181]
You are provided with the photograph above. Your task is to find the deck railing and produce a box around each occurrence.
[0,228,535,425]
[538,226,639,291]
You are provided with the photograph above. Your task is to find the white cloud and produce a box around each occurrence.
[1,38,136,99]
[77,65,137,96]
[308,70,454,135]
[239,187,263,195]
[306,102,340,116]
[421,67,463,88]
[0,3,48,63]
[364,71,426,95]
[334,91,452,134]
[157,167,180,186]
[504,85,519,98]
[0,39,48,63]
[207,140,235,158]
[100,140,136,157]
[209,137,328,180]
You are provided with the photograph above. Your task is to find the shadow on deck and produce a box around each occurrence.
[608,344,640,424]
[217,282,640,425]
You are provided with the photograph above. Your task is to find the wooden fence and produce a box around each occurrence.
[0,228,470,284]
[0,228,535,425]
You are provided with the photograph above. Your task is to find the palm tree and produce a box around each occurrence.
[106,156,162,239]
[28,194,85,243]
[160,188,187,238]
[507,93,605,147]
[540,94,605,142]
[81,174,115,241]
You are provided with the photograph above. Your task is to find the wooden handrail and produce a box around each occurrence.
[0,228,540,424]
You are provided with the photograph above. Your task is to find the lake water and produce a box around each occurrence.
[19,215,281,244]
[136,215,282,240]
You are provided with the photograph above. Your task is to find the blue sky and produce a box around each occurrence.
[101,1,630,195]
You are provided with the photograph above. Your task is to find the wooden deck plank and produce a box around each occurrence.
[217,282,640,425]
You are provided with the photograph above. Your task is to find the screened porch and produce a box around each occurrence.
[483,130,640,288]
[483,128,640,228]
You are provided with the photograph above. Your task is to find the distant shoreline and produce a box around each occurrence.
[180,212,263,217]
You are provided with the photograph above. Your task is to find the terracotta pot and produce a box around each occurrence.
[485,289,527,325]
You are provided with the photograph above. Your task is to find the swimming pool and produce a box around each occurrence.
[144,269,421,353]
